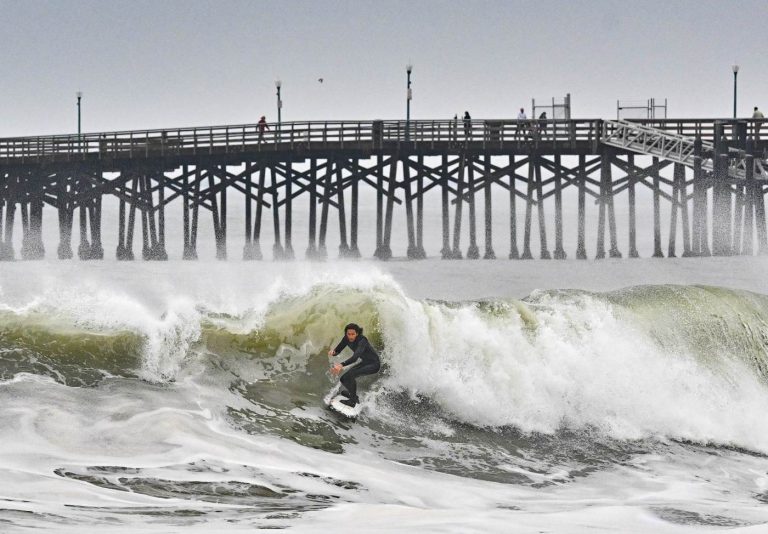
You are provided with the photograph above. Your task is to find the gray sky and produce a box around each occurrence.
[1,0,765,137]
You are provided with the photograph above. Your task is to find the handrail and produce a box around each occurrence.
[0,118,764,163]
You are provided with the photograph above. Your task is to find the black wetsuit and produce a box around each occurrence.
[334,335,380,403]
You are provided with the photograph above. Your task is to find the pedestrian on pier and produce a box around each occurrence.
[258,116,269,140]
[754,106,764,141]
[538,112,548,140]
[463,111,472,140]
[515,108,528,140]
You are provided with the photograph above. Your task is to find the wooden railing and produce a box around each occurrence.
[0,118,764,163]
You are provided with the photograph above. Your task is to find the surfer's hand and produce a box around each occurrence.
[330,363,342,376]
[328,350,336,356]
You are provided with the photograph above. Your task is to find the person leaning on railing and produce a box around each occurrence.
[754,106,764,141]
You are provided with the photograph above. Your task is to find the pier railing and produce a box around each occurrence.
[0,118,764,163]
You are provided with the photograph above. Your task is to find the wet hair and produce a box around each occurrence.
[344,323,363,335]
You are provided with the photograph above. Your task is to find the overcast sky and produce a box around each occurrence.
[1,0,766,137]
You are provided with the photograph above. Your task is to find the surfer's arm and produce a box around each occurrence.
[329,337,347,356]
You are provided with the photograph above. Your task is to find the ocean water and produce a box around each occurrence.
[2,257,768,533]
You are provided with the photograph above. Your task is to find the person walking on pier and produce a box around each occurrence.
[463,111,472,140]
[515,108,528,140]
[753,106,764,141]
[258,116,270,141]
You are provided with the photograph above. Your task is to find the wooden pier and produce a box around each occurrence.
[0,117,765,261]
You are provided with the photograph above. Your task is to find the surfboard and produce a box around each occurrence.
[323,383,363,419]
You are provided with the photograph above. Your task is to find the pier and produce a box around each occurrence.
[0,117,765,260]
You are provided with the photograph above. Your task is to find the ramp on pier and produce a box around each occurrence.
[601,119,766,180]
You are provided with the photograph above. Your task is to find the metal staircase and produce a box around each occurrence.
[601,119,765,180]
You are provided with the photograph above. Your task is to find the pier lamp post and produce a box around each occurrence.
[275,80,282,131]
[732,64,739,119]
[76,91,82,147]
[406,64,413,141]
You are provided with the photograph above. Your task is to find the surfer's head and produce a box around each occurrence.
[344,323,362,342]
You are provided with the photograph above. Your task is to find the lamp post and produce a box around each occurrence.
[406,64,413,141]
[275,80,282,130]
[76,91,82,136]
[732,64,739,119]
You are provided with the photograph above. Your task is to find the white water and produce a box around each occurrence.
[2,258,768,532]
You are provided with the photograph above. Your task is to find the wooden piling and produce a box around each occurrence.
[307,158,318,259]
[627,154,639,257]
[535,156,551,259]
[467,156,480,259]
[521,158,534,259]
[336,159,350,258]
[441,154,451,259]
[652,157,663,258]
[553,155,566,259]
[576,154,587,259]
[451,155,465,259]
[380,156,397,260]
[483,156,495,259]
[284,162,295,259]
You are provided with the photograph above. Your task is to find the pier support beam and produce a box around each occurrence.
[142,174,166,260]
[535,156,551,259]
[250,166,264,261]
[116,176,136,260]
[77,179,91,260]
[627,155,639,258]
[576,155,587,259]
[553,155,566,259]
[284,162,295,259]
[483,156,496,259]
[403,157,418,259]
[450,155,465,259]
[20,195,45,260]
[379,156,397,260]
[89,196,105,259]
[652,157,664,258]
[415,155,426,258]
[0,181,16,261]
[606,159,621,258]
[441,154,452,259]
[336,159,350,258]
[307,159,319,259]
[466,156,480,259]
[691,138,710,256]
[742,138,756,255]
[753,144,768,255]
[521,158,534,260]
[271,166,284,260]
[243,162,256,260]
[349,160,361,258]
[181,166,199,260]
[712,127,732,256]
[318,160,331,260]
[508,155,519,259]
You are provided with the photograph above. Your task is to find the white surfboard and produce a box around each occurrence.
[323,384,363,418]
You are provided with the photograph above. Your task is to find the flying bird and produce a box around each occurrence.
[318,78,324,83]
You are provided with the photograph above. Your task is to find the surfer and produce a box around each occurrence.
[328,323,380,408]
